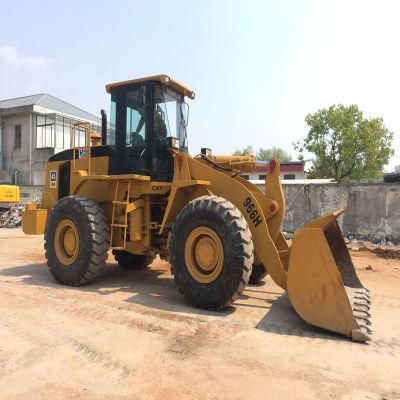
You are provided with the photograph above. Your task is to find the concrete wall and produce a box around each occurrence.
[14,182,400,242]
[19,186,45,203]
[274,183,400,243]
[1,113,31,185]
[1,112,54,186]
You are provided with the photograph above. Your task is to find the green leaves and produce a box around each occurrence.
[296,104,394,182]
[232,146,291,162]
[232,146,256,157]
[257,147,292,162]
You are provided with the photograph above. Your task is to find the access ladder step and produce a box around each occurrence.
[111,223,127,228]
[112,200,129,205]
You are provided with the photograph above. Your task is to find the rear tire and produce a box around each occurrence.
[44,195,110,286]
[249,263,268,285]
[169,195,253,310]
[112,250,156,269]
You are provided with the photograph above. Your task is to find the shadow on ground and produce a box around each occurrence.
[0,260,347,341]
[254,293,347,341]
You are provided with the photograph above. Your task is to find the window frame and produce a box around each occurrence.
[36,114,93,150]
[283,173,296,180]
[36,114,55,148]
[14,125,21,148]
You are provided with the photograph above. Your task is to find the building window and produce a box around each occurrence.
[14,125,21,148]
[283,174,295,180]
[259,174,266,180]
[36,115,91,150]
[36,115,55,148]
[55,116,74,149]
[240,175,249,180]
[76,126,87,147]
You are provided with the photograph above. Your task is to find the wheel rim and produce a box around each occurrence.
[54,219,80,265]
[184,226,224,283]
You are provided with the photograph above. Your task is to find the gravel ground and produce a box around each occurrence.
[0,228,399,400]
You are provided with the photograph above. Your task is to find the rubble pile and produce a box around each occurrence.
[283,231,400,259]
[0,205,24,228]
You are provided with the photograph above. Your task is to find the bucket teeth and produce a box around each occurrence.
[353,308,371,317]
[355,296,371,304]
[351,326,372,341]
[355,289,370,298]
[346,286,373,340]
[354,302,370,311]
[354,315,372,325]
[358,324,372,334]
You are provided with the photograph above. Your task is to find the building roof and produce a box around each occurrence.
[251,178,335,185]
[0,93,101,124]
[254,160,304,173]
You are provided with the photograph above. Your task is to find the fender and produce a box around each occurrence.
[163,152,288,290]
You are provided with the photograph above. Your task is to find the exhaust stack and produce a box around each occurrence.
[100,109,107,145]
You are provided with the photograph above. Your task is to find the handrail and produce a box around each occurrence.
[72,122,91,174]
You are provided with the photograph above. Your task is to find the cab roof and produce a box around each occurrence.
[105,74,195,99]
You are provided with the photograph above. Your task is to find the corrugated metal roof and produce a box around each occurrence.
[0,94,45,109]
[0,93,100,124]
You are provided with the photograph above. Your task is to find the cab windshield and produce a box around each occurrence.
[153,85,188,151]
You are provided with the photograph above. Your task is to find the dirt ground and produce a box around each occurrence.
[0,229,399,400]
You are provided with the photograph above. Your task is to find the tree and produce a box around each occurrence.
[295,104,393,182]
[257,147,291,162]
[232,146,255,156]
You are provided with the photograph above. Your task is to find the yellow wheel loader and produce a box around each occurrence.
[22,74,371,341]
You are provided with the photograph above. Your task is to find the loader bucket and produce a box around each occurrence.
[287,209,371,342]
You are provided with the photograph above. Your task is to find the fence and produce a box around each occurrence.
[256,182,400,243]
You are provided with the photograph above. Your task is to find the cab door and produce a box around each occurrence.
[115,85,150,175]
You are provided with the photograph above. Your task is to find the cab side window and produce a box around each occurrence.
[125,89,146,149]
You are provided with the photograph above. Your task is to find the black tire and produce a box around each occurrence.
[44,195,110,286]
[169,195,254,310]
[249,263,268,285]
[112,250,156,270]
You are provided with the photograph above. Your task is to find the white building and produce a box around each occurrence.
[0,94,100,186]
[240,160,307,181]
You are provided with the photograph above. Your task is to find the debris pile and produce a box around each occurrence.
[0,205,24,228]
[346,240,400,259]
[285,231,400,259]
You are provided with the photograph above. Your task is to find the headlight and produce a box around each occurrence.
[167,136,180,150]
[201,148,212,157]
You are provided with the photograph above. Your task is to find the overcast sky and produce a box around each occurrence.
[0,0,399,170]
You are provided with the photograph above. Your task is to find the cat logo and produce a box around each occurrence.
[152,185,162,191]
[50,170,57,189]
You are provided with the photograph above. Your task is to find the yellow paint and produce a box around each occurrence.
[105,74,195,99]
[0,185,20,203]
[54,219,80,265]
[184,226,224,283]
[22,203,48,235]
[288,215,369,341]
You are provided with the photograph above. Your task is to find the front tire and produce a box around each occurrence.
[169,195,254,310]
[44,195,110,286]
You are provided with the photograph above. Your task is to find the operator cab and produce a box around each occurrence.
[105,75,194,181]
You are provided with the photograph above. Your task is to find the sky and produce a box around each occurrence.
[0,0,399,170]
